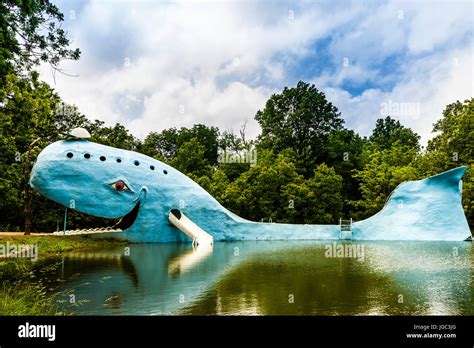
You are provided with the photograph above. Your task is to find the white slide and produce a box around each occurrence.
[168,209,214,246]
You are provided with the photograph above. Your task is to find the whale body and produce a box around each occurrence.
[29,139,472,242]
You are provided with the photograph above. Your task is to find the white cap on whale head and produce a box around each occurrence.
[68,127,91,139]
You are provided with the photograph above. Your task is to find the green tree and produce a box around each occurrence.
[370,116,420,151]
[325,128,367,215]
[195,169,229,203]
[170,138,213,179]
[283,163,343,224]
[217,128,255,181]
[180,124,220,164]
[0,0,80,85]
[54,103,93,134]
[352,142,419,219]
[90,122,140,151]
[141,128,179,160]
[0,73,61,231]
[221,149,342,224]
[424,98,474,226]
[427,99,474,168]
[255,81,343,174]
[142,124,219,163]
[222,149,303,222]
[461,164,474,227]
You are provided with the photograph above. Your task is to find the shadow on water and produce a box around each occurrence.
[45,240,473,315]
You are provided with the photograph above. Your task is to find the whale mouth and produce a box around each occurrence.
[56,201,141,235]
[114,201,140,230]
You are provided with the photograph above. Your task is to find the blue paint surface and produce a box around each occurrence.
[30,140,472,242]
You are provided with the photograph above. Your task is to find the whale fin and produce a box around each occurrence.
[353,166,471,241]
[425,166,467,184]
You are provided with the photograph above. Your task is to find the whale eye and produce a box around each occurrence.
[111,180,130,192]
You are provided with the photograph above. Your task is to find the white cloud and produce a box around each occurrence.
[40,0,473,146]
[322,46,473,145]
[327,1,409,67]
[41,0,361,139]
[407,1,473,54]
[309,0,473,145]
[127,79,270,138]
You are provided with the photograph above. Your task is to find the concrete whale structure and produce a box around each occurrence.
[29,138,472,242]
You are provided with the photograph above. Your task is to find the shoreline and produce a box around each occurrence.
[0,232,56,237]
[0,235,127,315]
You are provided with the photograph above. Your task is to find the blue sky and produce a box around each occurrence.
[40,0,473,145]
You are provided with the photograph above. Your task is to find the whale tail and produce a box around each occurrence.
[353,166,471,241]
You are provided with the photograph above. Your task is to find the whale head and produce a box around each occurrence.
[29,139,175,231]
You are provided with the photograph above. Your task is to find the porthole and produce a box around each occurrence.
[150,165,155,170]
[116,158,122,163]
[134,160,140,166]
[67,152,73,158]
[84,153,91,159]
[163,170,168,175]
[100,156,106,161]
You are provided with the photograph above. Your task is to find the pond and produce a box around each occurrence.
[41,241,473,315]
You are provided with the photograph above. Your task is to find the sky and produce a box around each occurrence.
[39,0,473,145]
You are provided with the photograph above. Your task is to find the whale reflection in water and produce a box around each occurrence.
[49,241,473,315]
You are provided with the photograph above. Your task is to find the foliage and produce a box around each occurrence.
[222,149,304,222]
[283,163,343,224]
[216,150,342,224]
[351,146,418,219]
[0,72,60,231]
[170,138,214,179]
[425,99,474,225]
[195,169,229,203]
[325,128,367,214]
[0,281,68,315]
[217,129,254,181]
[142,124,219,163]
[89,121,140,151]
[255,81,344,174]
[370,116,421,151]
[0,0,80,85]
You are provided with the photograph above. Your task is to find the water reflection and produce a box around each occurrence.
[168,243,213,277]
[61,251,139,288]
[48,241,473,315]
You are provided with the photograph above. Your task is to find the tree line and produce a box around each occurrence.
[0,1,472,232]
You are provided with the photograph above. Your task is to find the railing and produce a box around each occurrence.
[339,218,353,239]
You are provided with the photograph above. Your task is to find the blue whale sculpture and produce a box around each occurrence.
[29,139,472,242]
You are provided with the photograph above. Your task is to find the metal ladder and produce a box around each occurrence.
[339,218,353,240]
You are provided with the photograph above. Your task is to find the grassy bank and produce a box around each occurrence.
[0,235,127,315]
